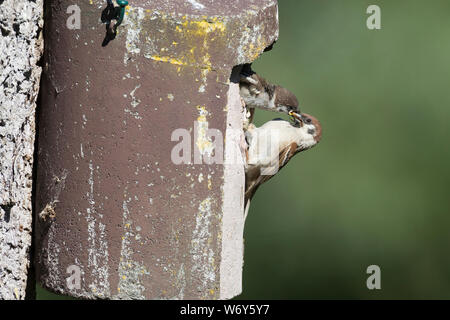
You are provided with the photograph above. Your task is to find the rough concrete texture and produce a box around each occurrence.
[36,0,278,299]
[0,0,44,299]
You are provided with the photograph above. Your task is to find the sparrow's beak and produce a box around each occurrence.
[289,111,303,126]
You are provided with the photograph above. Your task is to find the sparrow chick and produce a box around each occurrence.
[244,112,322,220]
[239,64,300,126]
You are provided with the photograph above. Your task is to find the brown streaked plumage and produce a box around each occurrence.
[239,64,299,124]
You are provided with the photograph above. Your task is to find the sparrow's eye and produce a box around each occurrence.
[305,118,312,124]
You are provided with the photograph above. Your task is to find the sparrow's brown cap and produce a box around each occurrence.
[275,86,299,111]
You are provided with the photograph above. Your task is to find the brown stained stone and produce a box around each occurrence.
[35,0,278,299]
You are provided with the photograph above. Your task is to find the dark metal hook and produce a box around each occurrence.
[101,0,129,47]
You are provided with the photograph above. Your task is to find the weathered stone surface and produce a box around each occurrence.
[36,0,278,299]
[0,0,44,299]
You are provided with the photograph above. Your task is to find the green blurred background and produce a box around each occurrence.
[38,0,450,299]
[240,0,450,299]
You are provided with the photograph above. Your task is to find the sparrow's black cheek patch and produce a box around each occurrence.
[308,129,315,135]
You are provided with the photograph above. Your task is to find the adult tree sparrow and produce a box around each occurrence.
[239,64,300,126]
[244,112,322,220]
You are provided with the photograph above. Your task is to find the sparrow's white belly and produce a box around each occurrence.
[246,121,294,167]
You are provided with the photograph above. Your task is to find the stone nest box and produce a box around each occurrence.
[35,0,279,299]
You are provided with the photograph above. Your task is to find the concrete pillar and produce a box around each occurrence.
[35,0,278,299]
[0,0,43,300]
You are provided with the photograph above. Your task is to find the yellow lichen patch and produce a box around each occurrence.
[150,55,187,66]
[207,178,212,190]
[162,16,227,73]
[177,18,226,88]
[199,197,212,212]
[200,55,211,71]
[180,17,226,35]
[196,106,214,156]
[174,15,226,34]
[210,256,216,269]
[196,105,208,122]
[246,35,267,61]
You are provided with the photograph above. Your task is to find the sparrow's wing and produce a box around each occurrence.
[245,142,298,203]
[279,142,298,169]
